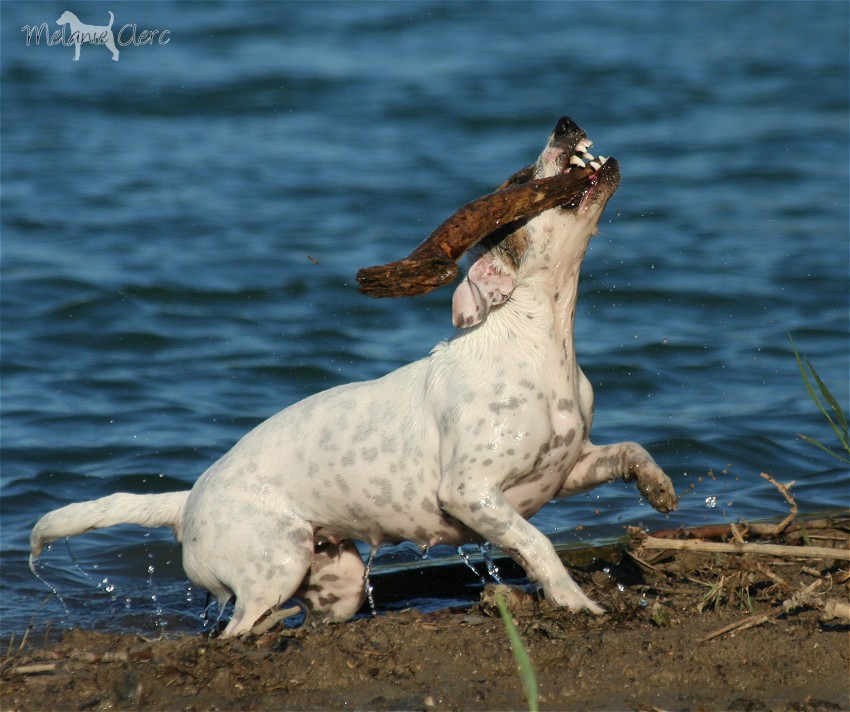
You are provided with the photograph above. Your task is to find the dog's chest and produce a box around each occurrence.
[502,405,586,517]
[496,344,591,517]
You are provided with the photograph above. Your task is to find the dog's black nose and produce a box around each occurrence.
[553,116,581,138]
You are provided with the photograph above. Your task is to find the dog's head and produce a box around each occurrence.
[56,11,75,26]
[452,117,620,328]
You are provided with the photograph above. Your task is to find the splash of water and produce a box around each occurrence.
[479,542,503,584]
[363,547,378,616]
[456,546,485,585]
[146,558,165,631]
[29,542,72,624]
[65,538,96,587]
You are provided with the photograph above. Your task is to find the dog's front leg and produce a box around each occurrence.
[559,442,678,513]
[437,471,603,613]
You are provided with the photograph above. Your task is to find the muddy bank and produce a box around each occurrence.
[3,514,848,711]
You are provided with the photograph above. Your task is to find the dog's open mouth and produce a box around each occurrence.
[568,137,607,173]
[556,137,619,211]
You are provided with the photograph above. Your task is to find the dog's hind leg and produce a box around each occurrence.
[298,540,367,621]
[184,515,315,638]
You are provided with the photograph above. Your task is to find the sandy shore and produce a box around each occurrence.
[3,514,848,711]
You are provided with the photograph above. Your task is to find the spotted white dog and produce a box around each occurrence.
[30,117,677,637]
[56,10,120,62]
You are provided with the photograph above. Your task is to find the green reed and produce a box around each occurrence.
[495,592,539,712]
[789,334,849,464]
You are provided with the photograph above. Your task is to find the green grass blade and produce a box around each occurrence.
[789,333,850,462]
[798,434,850,464]
[495,592,539,712]
[789,335,821,407]
[805,355,849,437]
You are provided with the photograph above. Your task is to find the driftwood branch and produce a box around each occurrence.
[356,168,596,298]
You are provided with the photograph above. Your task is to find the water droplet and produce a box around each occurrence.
[705,496,717,508]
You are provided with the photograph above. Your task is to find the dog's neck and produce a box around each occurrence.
[475,261,584,382]
[514,221,593,349]
[522,262,581,330]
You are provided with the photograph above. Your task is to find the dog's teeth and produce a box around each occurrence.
[589,161,602,171]
[598,155,607,163]
[581,152,595,161]
[569,155,587,168]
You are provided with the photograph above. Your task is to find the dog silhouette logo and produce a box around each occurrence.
[56,10,119,61]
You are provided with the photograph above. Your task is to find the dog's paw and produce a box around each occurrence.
[631,462,678,513]
[546,582,605,615]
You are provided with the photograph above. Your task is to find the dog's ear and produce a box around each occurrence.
[451,253,515,328]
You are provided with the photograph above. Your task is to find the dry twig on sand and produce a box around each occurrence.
[633,533,849,561]
[699,578,850,641]
[752,473,798,536]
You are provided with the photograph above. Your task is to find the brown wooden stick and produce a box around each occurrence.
[11,663,57,675]
[821,598,850,620]
[699,614,774,642]
[651,515,849,541]
[757,472,798,536]
[356,167,597,298]
[701,578,850,642]
[637,533,850,560]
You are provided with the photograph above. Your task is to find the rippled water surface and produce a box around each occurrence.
[2,1,847,636]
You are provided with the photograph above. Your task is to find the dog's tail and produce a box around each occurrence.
[107,11,114,29]
[29,491,189,574]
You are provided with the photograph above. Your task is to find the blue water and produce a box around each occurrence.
[1,1,847,638]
